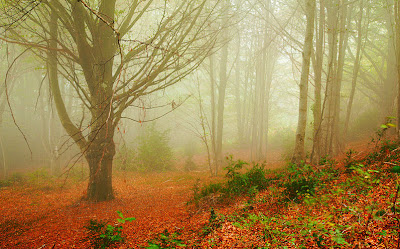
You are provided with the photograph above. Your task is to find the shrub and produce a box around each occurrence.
[83,211,135,249]
[281,162,338,203]
[224,157,269,197]
[0,172,26,187]
[201,208,224,236]
[28,168,51,185]
[146,229,186,248]
[137,124,174,171]
[283,178,317,203]
[191,157,270,203]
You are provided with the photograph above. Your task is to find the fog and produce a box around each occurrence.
[0,0,395,199]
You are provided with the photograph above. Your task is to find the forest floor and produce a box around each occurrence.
[0,139,400,248]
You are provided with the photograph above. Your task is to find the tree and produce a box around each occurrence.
[1,0,222,201]
[292,0,316,164]
[343,0,365,140]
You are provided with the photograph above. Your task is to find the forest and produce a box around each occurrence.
[0,0,400,248]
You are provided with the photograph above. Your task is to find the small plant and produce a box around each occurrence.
[191,157,270,204]
[0,172,26,187]
[344,149,358,171]
[84,211,135,249]
[319,155,335,166]
[371,117,396,150]
[28,168,51,185]
[147,229,186,248]
[223,156,269,198]
[202,208,224,236]
[283,178,317,203]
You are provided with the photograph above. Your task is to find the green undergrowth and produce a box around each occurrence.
[0,166,87,190]
[182,139,400,247]
[191,156,272,205]
[83,211,135,249]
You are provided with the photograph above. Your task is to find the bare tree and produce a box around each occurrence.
[1,0,222,201]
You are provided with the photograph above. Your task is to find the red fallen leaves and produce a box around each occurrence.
[0,142,399,249]
[0,171,209,248]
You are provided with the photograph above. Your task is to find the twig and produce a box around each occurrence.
[121,95,191,123]
[4,46,32,158]
[384,162,398,166]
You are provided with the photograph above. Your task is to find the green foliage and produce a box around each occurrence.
[192,181,223,204]
[283,178,317,203]
[146,229,186,248]
[137,124,174,171]
[380,139,400,154]
[201,208,225,236]
[28,168,51,184]
[344,149,358,171]
[281,162,339,203]
[191,157,270,204]
[390,166,400,174]
[345,163,380,192]
[224,156,270,198]
[0,172,26,187]
[84,211,135,249]
[366,138,400,164]
[375,117,396,140]
[319,155,336,166]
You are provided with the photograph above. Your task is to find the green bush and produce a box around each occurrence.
[201,208,224,236]
[83,211,135,249]
[281,162,338,203]
[192,157,270,203]
[283,178,317,203]
[28,168,51,184]
[0,172,26,187]
[137,124,174,171]
[146,229,186,248]
[224,157,269,197]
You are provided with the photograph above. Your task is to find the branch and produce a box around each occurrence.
[121,95,191,123]
[0,36,75,58]
[4,47,33,157]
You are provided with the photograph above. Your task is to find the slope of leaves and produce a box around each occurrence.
[188,141,400,248]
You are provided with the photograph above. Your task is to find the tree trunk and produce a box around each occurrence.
[323,0,339,156]
[49,1,118,201]
[332,0,350,152]
[209,54,217,176]
[311,0,325,164]
[86,117,116,201]
[384,0,397,121]
[396,0,400,138]
[215,1,230,171]
[235,36,244,145]
[292,0,316,164]
[216,41,228,170]
[344,0,364,140]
